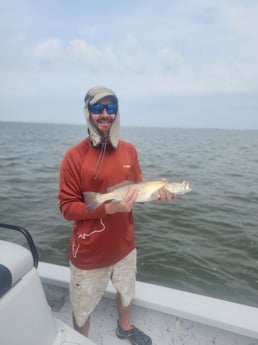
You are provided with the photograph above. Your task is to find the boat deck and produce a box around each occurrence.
[46,284,179,345]
[40,262,258,345]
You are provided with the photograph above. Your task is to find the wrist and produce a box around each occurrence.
[105,202,114,215]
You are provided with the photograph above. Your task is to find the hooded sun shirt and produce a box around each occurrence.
[84,86,121,179]
[59,86,142,269]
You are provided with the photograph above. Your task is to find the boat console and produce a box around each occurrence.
[0,223,96,345]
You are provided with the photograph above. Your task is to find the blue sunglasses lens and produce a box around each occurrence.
[106,103,118,114]
[89,103,118,115]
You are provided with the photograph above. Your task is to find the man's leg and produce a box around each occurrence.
[115,297,152,345]
[73,313,90,336]
[113,251,152,344]
[69,261,110,337]
[112,250,136,330]
[116,292,133,330]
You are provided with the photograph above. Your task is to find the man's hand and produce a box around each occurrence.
[105,188,138,214]
[157,188,176,202]
[155,178,176,203]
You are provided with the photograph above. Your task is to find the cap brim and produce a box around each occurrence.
[89,92,118,105]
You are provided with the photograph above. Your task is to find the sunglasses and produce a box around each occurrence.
[89,103,118,115]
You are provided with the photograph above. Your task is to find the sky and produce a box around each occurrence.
[0,0,258,129]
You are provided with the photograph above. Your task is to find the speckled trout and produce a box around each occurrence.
[83,180,191,211]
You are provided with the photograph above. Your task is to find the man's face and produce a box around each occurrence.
[89,97,117,137]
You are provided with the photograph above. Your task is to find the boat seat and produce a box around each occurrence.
[0,240,34,297]
[0,264,12,298]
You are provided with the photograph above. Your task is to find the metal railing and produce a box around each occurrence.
[0,223,39,268]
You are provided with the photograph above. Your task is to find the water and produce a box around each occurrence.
[1,121,258,307]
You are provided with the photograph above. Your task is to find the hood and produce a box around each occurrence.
[84,86,120,148]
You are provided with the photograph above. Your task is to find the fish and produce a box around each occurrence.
[83,180,191,211]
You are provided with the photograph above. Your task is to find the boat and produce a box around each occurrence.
[1,223,258,345]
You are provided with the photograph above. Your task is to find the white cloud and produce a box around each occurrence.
[68,39,117,68]
[31,34,258,96]
[1,0,258,127]
[69,40,100,61]
[34,38,61,62]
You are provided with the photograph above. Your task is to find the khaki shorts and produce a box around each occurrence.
[70,249,137,327]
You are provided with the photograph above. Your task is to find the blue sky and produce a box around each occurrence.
[0,0,258,129]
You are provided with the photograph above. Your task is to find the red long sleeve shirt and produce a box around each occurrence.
[59,137,142,269]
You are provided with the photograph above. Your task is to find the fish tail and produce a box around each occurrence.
[83,192,102,211]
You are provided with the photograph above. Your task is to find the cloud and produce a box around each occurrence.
[25,1,258,96]
[34,38,62,62]
[69,40,100,61]
[30,33,258,97]
[1,0,258,128]
[69,39,117,65]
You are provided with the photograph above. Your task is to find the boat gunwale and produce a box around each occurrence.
[38,261,258,340]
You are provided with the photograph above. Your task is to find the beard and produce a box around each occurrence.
[96,117,114,124]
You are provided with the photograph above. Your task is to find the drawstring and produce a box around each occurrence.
[94,140,107,180]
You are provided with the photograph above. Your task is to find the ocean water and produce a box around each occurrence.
[0,121,258,307]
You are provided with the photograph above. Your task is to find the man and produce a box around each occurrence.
[59,86,171,345]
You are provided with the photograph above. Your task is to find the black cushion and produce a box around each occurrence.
[0,264,12,298]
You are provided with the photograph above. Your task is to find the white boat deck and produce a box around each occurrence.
[39,262,258,345]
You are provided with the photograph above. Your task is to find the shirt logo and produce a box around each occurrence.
[123,164,131,168]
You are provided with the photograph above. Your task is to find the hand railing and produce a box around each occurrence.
[0,223,39,268]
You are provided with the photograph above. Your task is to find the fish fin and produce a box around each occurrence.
[107,180,133,192]
[83,192,102,211]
